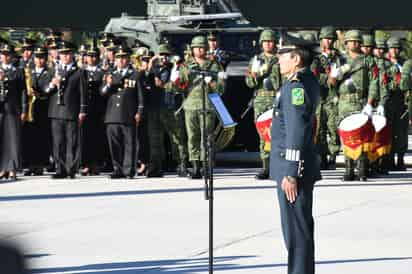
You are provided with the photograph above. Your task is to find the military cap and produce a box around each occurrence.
[46,30,63,41]
[387,37,401,48]
[375,38,387,49]
[190,36,208,48]
[58,41,76,53]
[277,32,319,54]
[99,32,115,45]
[319,26,337,40]
[115,45,131,57]
[344,30,362,43]
[19,37,36,50]
[157,43,171,55]
[78,44,88,55]
[0,44,15,54]
[33,47,47,57]
[105,40,118,51]
[86,42,99,56]
[47,39,59,50]
[207,32,218,41]
[259,29,276,44]
[361,34,375,47]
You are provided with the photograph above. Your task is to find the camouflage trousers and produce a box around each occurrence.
[316,100,340,156]
[253,96,275,161]
[147,108,188,171]
[185,109,216,161]
[385,98,408,154]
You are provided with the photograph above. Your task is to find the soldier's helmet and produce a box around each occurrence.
[361,34,375,47]
[344,30,362,43]
[259,29,276,44]
[375,38,387,49]
[387,37,401,48]
[157,44,171,55]
[190,36,208,48]
[319,26,336,40]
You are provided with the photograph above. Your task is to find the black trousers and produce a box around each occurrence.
[51,118,79,175]
[106,123,136,176]
[277,179,315,274]
[0,113,21,171]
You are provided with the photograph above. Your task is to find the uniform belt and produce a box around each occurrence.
[339,93,360,100]
[256,90,276,97]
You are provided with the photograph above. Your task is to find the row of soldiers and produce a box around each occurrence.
[246,27,412,181]
[0,31,226,181]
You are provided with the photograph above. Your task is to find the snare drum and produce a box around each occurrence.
[338,113,375,160]
[368,115,391,161]
[256,109,273,152]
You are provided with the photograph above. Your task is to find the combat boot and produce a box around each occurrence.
[343,158,355,181]
[327,154,336,170]
[256,158,269,180]
[358,157,368,181]
[177,162,188,177]
[190,161,202,179]
[396,153,406,171]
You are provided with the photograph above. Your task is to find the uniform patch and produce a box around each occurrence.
[291,88,304,105]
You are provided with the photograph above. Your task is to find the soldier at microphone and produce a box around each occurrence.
[45,41,88,179]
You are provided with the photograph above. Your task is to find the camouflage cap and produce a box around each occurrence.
[157,43,171,55]
[344,30,362,43]
[375,38,387,49]
[361,34,375,47]
[259,29,276,44]
[319,26,336,40]
[191,36,208,48]
[387,37,401,48]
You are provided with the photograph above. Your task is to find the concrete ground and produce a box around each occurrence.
[1,167,411,274]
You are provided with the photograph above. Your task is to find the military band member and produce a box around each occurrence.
[400,55,412,129]
[102,40,117,72]
[311,26,343,169]
[47,39,60,70]
[178,36,225,179]
[17,38,36,70]
[270,34,321,274]
[101,45,144,179]
[80,43,106,176]
[386,37,408,170]
[329,30,379,181]
[207,32,230,70]
[46,41,88,179]
[22,47,53,176]
[76,44,88,69]
[0,44,28,181]
[245,29,282,179]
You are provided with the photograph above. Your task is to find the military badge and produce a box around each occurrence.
[291,88,304,105]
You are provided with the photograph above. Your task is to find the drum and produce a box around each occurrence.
[338,113,375,160]
[368,115,391,161]
[256,108,273,152]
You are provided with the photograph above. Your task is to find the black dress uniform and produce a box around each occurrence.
[46,47,87,178]
[0,45,28,174]
[22,50,53,174]
[101,64,144,178]
[269,37,321,274]
[82,64,105,172]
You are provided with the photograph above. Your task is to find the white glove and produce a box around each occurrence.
[376,105,385,116]
[344,78,354,86]
[204,76,213,84]
[218,71,227,80]
[329,63,340,78]
[362,104,373,117]
[170,66,180,82]
[171,55,181,64]
[251,56,261,74]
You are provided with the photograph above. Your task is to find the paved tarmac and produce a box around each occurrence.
[1,168,411,274]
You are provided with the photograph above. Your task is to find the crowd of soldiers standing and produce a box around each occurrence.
[246,27,412,181]
[0,31,226,181]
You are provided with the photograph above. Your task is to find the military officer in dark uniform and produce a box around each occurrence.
[0,44,28,182]
[269,34,321,274]
[102,40,117,73]
[101,45,144,179]
[207,32,230,70]
[17,38,36,70]
[46,41,88,179]
[80,43,106,176]
[22,47,53,176]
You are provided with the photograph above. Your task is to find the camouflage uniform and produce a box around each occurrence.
[311,26,342,169]
[245,29,282,179]
[179,36,224,179]
[400,58,412,129]
[332,30,379,181]
[387,37,408,170]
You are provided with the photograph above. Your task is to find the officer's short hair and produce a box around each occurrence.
[289,48,312,67]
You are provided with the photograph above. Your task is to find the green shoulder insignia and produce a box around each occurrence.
[291,88,305,106]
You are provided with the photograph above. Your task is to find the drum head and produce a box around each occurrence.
[372,115,387,132]
[339,113,369,131]
[257,108,274,122]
